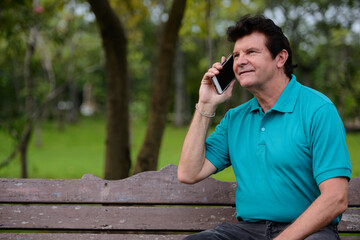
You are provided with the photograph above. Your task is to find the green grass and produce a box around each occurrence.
[0,115,359,181]
[0,116,107,179]
[345,132,360,177]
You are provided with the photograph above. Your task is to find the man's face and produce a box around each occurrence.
[232,32,278,91]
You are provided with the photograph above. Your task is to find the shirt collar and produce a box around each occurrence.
[250,75,300,113]
[250,97,262,113]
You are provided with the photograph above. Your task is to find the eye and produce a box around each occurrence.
[246,48,258,55]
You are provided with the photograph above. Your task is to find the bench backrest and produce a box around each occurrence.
[0,164,359,239]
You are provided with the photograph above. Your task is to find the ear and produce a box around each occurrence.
[276,49,288,69]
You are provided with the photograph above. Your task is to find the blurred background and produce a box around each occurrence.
[0,0,359,181]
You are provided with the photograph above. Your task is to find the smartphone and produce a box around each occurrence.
[211,54,235,94]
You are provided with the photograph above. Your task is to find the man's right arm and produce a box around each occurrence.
[177,102,218,184]
[178,56,235,184]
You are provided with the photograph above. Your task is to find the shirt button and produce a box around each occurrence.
[261,127,266,132]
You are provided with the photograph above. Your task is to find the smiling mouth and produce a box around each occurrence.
[239,70,254,75]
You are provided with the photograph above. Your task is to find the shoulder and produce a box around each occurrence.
[298,84,333,108]
[296,83,345,134]
[295,83,340,119]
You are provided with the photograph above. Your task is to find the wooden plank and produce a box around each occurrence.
[339,236,360,240]
[1,204,358,232]
[0,165,236,205]
[348,177,360,207]
[0,233,359,240]
[339,208,360,233]
[1,166,358,207]
[0,166,358,237]
[0,233,187,240]
[0,205,237,231]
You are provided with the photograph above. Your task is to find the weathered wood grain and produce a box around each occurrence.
[0,233,187,240]
[339,208,360,232]
[0,164,236,205]
[0,164,359,239]
[339,237,360,240]
[0,205,237,231]
[1,205,358,232]
[348,177,360,207]
[1,234,359,240]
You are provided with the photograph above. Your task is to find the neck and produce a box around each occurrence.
[252,75,290,113]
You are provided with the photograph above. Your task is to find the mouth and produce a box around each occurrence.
[238,70,254,76]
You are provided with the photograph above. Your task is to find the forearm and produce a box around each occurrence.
[178,103,216,184]
[275,197,340,239]
[178,56,234,184]
[274,178,348,240]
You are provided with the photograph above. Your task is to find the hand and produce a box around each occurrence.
[198,56,236,111]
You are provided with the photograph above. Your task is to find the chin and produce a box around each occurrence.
[239,78,253,88]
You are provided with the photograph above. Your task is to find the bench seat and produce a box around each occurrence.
[0,164,359,239]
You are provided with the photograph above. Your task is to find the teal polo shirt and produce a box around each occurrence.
[205,75,352,224]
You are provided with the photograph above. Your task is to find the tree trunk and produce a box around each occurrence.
[34,32,57,146]
[88,0,131,179]
[22,23,38,178]
[205,0,213,67]
[19,123,33,178]
[173,46,190,127]
[67,37,79,124]
[133,0,187,174]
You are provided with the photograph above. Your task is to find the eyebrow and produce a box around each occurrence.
[232,47,261,56]
[246,47,261,52]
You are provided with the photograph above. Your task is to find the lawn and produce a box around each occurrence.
[0,115,359,181]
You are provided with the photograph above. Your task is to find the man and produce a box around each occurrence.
[178,15,352,240]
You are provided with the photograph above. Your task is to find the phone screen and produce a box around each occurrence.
[211,54,235,94]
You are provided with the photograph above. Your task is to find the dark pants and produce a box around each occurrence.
[183,221,340,240]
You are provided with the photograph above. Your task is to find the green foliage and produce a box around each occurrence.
[0,28,27,141]
[264,0,360,119]
[0,0,33,37]
[0,0,104,132]
[1,0,360,177]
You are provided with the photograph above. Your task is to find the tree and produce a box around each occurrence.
[88,0,131,179]
[22,15,38,178]
[173,45,190,127]
[133,0,187,174]
[263,0,360,121]
[0,0,68,177]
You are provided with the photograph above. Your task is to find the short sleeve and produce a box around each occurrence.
[205,112,232,173]
[310,103,352,185]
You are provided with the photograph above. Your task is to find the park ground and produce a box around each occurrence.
[0,115,359,181]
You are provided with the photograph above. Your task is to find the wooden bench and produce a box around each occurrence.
[0,164,359,239]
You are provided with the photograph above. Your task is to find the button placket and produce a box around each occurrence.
[258,113,268,152]
[258,118,266,152]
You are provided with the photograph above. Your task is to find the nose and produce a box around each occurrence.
[234,54,249,66]
[233,55,248,75]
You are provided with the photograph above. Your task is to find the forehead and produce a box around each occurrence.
[233,32,267,51]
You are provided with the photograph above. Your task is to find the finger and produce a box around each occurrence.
[212,62,223,70]
[202,72,214,84]
[221,56,226,64]
[204,68,219,78]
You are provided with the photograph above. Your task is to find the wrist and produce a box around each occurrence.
[195,102,216,118]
